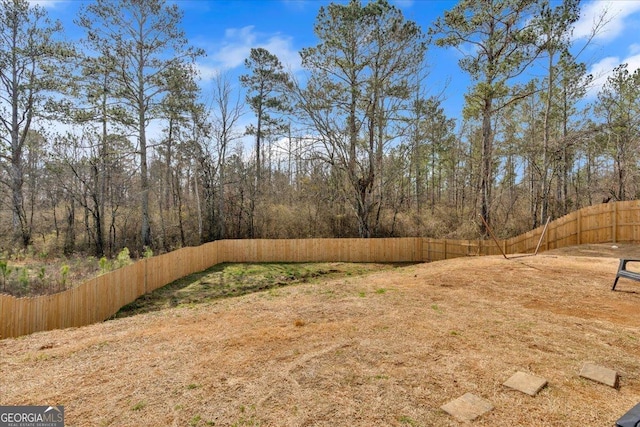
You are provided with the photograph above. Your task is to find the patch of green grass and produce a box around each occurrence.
[131,401,146,411]
[231,404,259,426]
[398,415,419,426]
[31,352,57,362]
[187,383,200,390]
[116,263,408,318]
[358,291,366,298]
[91,340,110,350]
[516,321,536,331]
[177,302,200,309]
[231,417,258,427]
[189,415,202,426]
[375,288,386,294]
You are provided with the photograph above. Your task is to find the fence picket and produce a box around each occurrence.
[2,201,640,339]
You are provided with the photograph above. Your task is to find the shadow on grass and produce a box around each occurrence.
[114,262,416,319]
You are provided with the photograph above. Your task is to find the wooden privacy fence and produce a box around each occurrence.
[2,200,640,339]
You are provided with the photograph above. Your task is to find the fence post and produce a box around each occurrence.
[613,202,618,243]
[10,207,640,341]
[144,258,148,295]
[545,223,549,251]
[577,211,582,245]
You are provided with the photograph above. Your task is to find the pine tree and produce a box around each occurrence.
[77,0,203,250]
[0,0,70,247]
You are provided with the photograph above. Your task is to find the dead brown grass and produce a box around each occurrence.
[1,245,640,426]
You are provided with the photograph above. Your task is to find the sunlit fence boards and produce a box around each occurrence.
[1,201,638,339]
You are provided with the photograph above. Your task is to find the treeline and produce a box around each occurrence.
[0,0,638,259]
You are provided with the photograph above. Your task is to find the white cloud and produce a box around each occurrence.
[195,63,221,82]
[586,56,616,98]
[586,53,640,98]
[620,53,640,74]
[592,55,621,75]
[196,25,301,82]
[28,0,66,8]
[574,0,640,42]
[629,43,640,55]
[261,34,302,71]
[213,26,258,69]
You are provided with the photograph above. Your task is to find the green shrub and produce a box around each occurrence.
[116,247,132,268]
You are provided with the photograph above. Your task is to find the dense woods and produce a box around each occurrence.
[0,0,637,259]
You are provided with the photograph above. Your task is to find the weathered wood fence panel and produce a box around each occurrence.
[2,201,640,339]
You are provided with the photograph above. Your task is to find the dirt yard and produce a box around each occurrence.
[1,244,639,426]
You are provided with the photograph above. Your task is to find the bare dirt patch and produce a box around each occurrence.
[1,246,639,426]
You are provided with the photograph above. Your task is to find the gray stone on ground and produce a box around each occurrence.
[441,392,493,422]
[579,362,618,388]
[503,371,548,396]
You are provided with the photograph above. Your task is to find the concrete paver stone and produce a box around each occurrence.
[579,362,618,388]
[503,371,548,396]
[441,392,494,422]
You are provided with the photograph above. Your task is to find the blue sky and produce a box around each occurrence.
[34,0,640,123]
